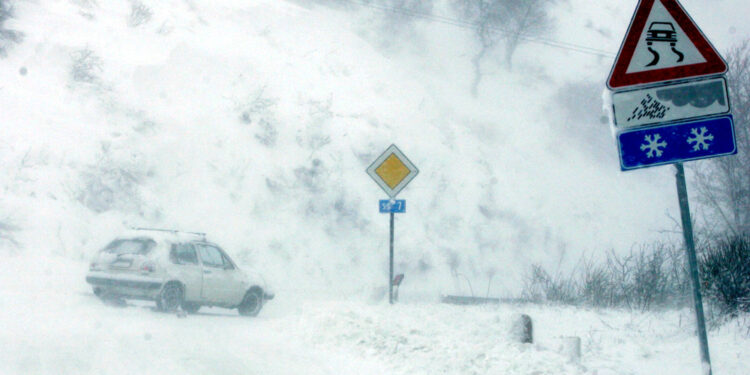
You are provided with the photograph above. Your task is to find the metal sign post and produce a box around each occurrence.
[379,199,405,304]
[367,145,418,305]
[389,211,395,304]
[675,163,712,370]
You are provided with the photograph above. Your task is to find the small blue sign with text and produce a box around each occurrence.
[379,200,405,213]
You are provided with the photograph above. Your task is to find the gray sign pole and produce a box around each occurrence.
[389,212,395,305]
[675,162,712,374]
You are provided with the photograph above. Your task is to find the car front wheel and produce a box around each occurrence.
[157,282,183,312]
[238,288,263,317]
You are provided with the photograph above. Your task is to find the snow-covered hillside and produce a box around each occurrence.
[0,0,685,298]
[2,0,749,296]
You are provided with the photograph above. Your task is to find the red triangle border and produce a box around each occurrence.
[607,0,727,90]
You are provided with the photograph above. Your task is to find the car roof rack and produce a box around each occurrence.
[131,227,207,240]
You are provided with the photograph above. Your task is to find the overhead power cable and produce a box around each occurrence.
[340,0,617,58]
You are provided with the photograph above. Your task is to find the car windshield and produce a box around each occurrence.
[102,238,156,255]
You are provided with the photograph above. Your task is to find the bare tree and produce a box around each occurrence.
[691,39,750,236]
[454,1,502,97]
[500,0,554,70]
[0,0,23,57]
[453,0,555,96]
[303,0,433,16]
[372,0,435,30]
[301,0,435,53]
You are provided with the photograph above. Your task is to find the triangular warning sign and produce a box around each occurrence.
[607,0,726,90]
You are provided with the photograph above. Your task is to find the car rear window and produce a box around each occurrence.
[102,238,157,255]
[170,243,199,265]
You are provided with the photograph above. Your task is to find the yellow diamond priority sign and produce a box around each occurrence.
[366,144,419,198]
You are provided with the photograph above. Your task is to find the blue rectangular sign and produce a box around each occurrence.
[379,200,405,213]
[618,115,736,171]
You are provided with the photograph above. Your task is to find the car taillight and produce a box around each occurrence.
[141,263,155,273]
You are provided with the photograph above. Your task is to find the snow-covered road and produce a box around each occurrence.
[1,256,748,375]
[0,256,387,375]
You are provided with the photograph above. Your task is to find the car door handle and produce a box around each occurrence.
[203,270,212,274]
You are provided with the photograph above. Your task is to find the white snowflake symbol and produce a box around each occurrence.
[687,127,714,151]
[640,133,667,158]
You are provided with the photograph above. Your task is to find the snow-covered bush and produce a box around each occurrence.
[700,235,750,315]
[579,261,611,307]
[70,47,102,84]
[521,264,578,305]
[237,89,278,147]
[522,242,691,310]
[0,0,23,57]
[127,1,152,27]
[76,147,149,214]
[525,235,750,315]
[0,215,19,252]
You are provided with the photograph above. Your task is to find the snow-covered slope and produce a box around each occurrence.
[0,0,735,297]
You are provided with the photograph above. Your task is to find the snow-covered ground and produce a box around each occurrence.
[2,255,748,375]
[0,256,388,375]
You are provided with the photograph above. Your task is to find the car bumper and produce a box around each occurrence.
[86,272,163,299]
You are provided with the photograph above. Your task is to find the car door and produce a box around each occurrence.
[216,248,248,305]
[195,243,246,305]
[168,242,203,302]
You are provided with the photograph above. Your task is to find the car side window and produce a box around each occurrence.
[170,243,198,265]
[196,244,225,268]
[220,252,235,270]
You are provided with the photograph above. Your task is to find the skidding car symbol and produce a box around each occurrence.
[86,228,274,316]
[645,22,684,67]
[646,22,677,45]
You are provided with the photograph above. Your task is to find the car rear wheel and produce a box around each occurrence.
[181,302,201,314]
[238,288,263,317]
[157,282,183,312]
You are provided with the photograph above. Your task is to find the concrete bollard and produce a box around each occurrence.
[511,314,533,344]
[559,336,581,363]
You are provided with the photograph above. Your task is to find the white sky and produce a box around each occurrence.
[670,0,750,52]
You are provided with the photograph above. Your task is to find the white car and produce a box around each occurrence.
[86,229,273,316]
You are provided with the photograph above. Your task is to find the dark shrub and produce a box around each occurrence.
[700,236,750,314]
[0,0,24,57]
[522,242,691,310]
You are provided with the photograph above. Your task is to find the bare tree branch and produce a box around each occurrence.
[453,0,555,96]
[690,39,750,235]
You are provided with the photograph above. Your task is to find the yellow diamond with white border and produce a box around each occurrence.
[366,144,419,198]
[375,154,410,189]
